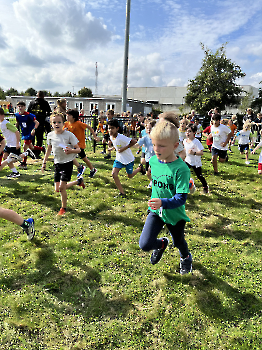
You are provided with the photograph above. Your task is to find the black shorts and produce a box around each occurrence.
[79,148,87,159]
[238,144,249,152]
[4,146,21,156]
[211,147,227,159]
[54,161,73,183]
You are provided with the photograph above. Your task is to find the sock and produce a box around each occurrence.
[10,167,18,173]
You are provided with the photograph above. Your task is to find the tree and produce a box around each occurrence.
[6,87,19,96]
[238,91,253,114]
[0,87,6,100]
[251,81,262,113]
[185,43,246,115]
[78,87,93,97]
[53,91,61,97]
[62,91,72,97]
[25,87,37,96]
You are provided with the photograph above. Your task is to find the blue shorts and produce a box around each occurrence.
[113,160,134,174]
[238,144,249,152]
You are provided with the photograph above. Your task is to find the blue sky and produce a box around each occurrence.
[0,0,262,96]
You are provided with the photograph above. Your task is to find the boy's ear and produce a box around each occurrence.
[173,141,179,150]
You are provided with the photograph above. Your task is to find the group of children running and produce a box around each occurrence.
[1,103,262,276]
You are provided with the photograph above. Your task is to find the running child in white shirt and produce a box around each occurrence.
[41,113,85,216]
[183,124,209,193]
[108,119,146,198]
[232,121,252,164]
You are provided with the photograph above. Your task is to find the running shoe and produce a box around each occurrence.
[7,153,23,162]
[147,181,152,188]
[203,186,209,194]
[78,177,86,189]
[104,154,111,159]
[25,148,36,159]
[150,237,169,265]
[180,253,193,275]
[189,178,196,194]
[245,161,250,165]
[24,218,35,241]
[57,208,66,216]
[89,168,97,178]
[77,164,86,178]
[7,172,20,179]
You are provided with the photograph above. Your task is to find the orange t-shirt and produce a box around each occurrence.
[64,121,87,149]
[230,124,237,135]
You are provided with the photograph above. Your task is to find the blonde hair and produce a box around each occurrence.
[180,118,189,126]
[50,112,64,122]
[243,121,251,130]
[151,120,179,142]
[158,111,180,128]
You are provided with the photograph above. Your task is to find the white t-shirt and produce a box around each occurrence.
[211,124,231,150]
[0,119,19,147]
[236,130,251,145]
[47,130,79,164]
[183,138,204,167]
[110,133,135,165]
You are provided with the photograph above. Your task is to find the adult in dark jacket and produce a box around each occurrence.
[27,91,51,148]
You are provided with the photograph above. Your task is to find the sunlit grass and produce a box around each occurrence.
[0,142,261,349]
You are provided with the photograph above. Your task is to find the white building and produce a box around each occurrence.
[126,85,259,115]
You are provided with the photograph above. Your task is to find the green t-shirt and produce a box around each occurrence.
[149,155,190,225]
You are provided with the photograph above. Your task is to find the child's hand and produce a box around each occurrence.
[188,149,195,155]
[118,147,125,153]
[31,129,35,136]
[64,147,72,154]
[94,136,100,142]
[148,198,162,210]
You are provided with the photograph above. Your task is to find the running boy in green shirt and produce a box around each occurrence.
[139,117,192,275]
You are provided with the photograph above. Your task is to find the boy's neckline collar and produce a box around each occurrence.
[158,156,179,164]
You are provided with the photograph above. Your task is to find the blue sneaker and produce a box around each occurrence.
[24,218,35,241]
[180,253,192,275]
[77,165,86,178]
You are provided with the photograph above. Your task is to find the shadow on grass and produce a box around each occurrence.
[164,262,261,323]
[1,240,133,321]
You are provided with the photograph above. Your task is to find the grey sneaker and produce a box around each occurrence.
[180,253,192,275]
[150,238,169,265]
[24,218,35,241]
[8,153,23,162]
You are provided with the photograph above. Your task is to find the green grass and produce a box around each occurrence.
[1,143,262,349]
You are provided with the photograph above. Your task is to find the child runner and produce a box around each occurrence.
[139,119,192,275]
[233,121,253,165]
[41,113,85,216]
[136,120,156,188]
[183,123,209,193]
[15,101,40,169]
[228,119,237,152]
[203,122,213,152]
[64,109,99,178]
[0,207,35,240]
[251,130,262,174]
[210,114,233,175]
[108,119,145,198]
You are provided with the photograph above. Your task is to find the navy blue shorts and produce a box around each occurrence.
[238,144,249,152]
[211,147,227,159]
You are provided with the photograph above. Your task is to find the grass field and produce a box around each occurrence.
[1,141,262,349]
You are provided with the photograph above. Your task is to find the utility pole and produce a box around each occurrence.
[95,62,98,95]
[121,0,131,112]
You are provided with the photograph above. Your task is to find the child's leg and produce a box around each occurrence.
[127,164,143,179]
[139,211,166,251]
[245,150,249,161]
[212,154,218,172]
[73,158,80,168]
[112,167,125,194]
[192,166,208,188]
[166,220,190,259]
[0,207,24,226]
[56,181,68,209]
[82,156,94,171]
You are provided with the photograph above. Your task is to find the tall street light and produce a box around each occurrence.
[121,0,131,113]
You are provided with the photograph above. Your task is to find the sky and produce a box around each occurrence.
[1,0,262,96]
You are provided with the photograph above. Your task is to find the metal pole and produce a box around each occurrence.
[122,0,131,113]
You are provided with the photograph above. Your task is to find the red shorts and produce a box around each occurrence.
[24,139,33,145]
[258,163,262,171]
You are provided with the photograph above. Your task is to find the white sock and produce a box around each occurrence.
[10,167,18,173]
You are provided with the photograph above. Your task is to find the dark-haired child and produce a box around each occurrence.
[108,119,145,198]
[64,109,99,178]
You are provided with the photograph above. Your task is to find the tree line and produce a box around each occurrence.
[0,87,93,99]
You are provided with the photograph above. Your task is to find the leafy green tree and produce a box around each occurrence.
[185,43,246,115]
[63,91,72,97]
[25,87,37,96]
[53,91,61,97]
[78,87,93,97]
[0,87,6,100]
[251,81,262,113]
[6,87,19,96]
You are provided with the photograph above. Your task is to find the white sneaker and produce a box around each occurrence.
[245,161,250,165]
[147,181,152,188]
